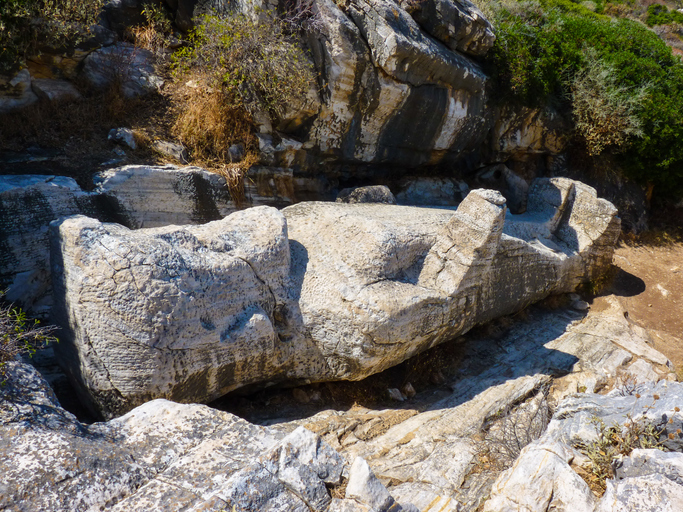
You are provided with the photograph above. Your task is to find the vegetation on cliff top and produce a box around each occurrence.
[0,0,105,74]
[483,0,683,197]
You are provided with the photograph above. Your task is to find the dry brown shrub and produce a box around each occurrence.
[170,78,257,164]
[476,386,552,471]
[125,3,173,58]
[215,152,260,206]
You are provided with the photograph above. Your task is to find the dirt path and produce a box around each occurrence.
[594,240,683,375]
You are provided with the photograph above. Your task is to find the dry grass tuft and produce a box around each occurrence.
[170,78,257,165]
[215,153,260,206]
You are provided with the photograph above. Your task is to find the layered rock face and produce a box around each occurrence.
[51,177,620,418]
[158,0,496,170]
[302,0,490,167]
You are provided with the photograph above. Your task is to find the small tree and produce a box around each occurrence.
[0,294,58,381]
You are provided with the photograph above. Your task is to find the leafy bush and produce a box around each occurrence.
[172,13,315,120]
[570,49,646,155]
[0,295,58,381]
[0,0,105,74]
[646,4,683,27]
[484,0,683,197]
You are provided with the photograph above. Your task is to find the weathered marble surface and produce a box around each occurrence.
[0,175,92,313]
[50,207,302,418]
[273,298,674,510]
[0,166,239,312]
[51,178,620,418]
[3,286,679,511]
[0,361,408,511]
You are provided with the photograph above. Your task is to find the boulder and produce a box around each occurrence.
[0,69,39,114]
[400,0,495,57]
[51,177,620,417]
[302,0,491,168]
[31,78,82,103]
[0,361,404,511]
[108,127,137,149]
[0,166,240,312]
[0,175,93,313]
[336,185,397,204]
[483,441,596,512]
[597,473,683,512]
[395,176,468,206]
[615,449,683,486]
[102,0,147,34]
[547,380,683,452]
[80,42,163,98]
[92,164,237,228]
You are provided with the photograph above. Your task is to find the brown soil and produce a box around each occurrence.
[0,88,175,189]
[593,233,683,375]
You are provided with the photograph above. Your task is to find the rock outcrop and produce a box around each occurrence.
[80,42,163,98]
[484,380,683,512]
[0,69,38,113]
[0,361,409,511]
[0,175,92,314]
[0,166,239,313]
[50,177,620,418]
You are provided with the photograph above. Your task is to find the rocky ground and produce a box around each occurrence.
[14,247,683,510]
[601,239,683,374]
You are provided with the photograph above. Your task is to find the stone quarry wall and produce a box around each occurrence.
[0,166,238,313]
[0,0,567,175]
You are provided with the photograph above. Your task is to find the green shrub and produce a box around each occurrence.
[646,4,683,27]
[484,0,683,197]
[172,12,315,120]
[570,49,646,155]
[582,415,664,494]
[0,294,58,381]
[0,0,105,75]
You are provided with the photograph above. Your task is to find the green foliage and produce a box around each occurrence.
[140,2,173,35]
[646,4,683,27]
[0,0,105,75]
[484,0,683,196]
[582,413,664,493]
[128,1,174,56]
[0,294,58,381]
[172,12,315,120]
[570,48,646,155]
